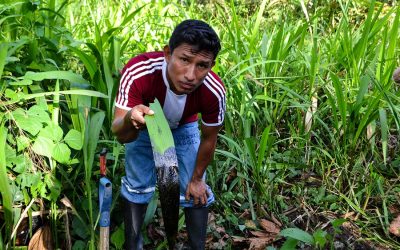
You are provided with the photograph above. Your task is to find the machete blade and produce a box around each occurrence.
[145,99,180,249]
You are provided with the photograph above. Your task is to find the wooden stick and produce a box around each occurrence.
[99,227,109,250]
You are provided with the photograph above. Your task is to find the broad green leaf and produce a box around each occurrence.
[16,135,30,152]
[28,105,51,124]
[110,225,125,250]
[331,218,346,232]
[12,108,43,136]
[64,129,83,150]
[5,143,16,160]
[15,172,41,189]
[144,99,175,154]
[279,228,314,245]
[39,182,47,199]
[5,89,19,100]
[69,158,80,165]
[52,142,71,164]
[11,154,27,173]
[32,136,55,158]
[72,240,86,250]
[280,237,298,250]
[73,217,90,239]
[313,229,327,248]
[44,174,61,201]
[24,71,89,85]
[39,124,63,142]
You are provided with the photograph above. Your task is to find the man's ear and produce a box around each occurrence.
[163,45,171,62]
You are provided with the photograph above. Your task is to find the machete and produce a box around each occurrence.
[145,99,180,250]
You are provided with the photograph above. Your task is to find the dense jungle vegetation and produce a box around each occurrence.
[1,0,400,249]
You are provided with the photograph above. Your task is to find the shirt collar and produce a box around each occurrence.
[162,59,170,89]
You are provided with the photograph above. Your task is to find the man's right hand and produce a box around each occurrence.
[129,104,154,130]
[112,105,154,143]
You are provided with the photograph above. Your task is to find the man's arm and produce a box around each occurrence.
[185,123,221,206]
[111,105,154,143]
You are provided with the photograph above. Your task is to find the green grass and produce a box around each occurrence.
[0,0,399,248]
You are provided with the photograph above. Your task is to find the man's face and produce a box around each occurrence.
[164,43,215,95]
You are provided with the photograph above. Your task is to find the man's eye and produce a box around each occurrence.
[180,57,188,62]
[198,64,208,69]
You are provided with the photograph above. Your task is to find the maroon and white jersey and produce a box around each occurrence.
[115,52,226,129]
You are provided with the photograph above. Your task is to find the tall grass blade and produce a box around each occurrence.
[354,0,376,69]
[244,138,256,169]
[340,193,368,218]
[83,110,105,250]
[23,71,89,85]
[246,0,268,60]
[68,46,98,79]
[0,231,3,250]
[378,108,388,165]
[382,5,399,85]
[102,54,114,121]
[354,75,369,113]
[353,94,380,144]
[257,125,271,170]
[0,123,13,241]
[0,42,7,79]
[330,72,347,128]
[1,89,108,106]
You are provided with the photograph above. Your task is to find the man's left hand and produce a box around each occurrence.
[185,178,209,206]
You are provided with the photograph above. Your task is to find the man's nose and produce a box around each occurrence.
[185,65,195,82]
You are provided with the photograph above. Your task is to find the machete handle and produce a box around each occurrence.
[100,148,108,176]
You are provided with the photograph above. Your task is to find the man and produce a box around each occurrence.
[112,19,225,250]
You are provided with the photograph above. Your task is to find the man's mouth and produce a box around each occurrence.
[180,82,195,90]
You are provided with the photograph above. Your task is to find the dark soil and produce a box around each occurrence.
[143,208,392,250]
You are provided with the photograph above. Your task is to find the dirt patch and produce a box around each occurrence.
[143,207,393,250]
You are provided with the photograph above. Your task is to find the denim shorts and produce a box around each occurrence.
[121,121,215,207]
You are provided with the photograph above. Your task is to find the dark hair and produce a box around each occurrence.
[169,19,221,59]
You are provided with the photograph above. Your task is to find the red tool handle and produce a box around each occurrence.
[100,148,107,177]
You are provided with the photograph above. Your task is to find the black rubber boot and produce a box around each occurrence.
[184,207,209,250]
[123,198,147,250]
